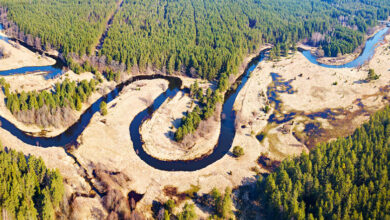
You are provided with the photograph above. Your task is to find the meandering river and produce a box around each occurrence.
[302,27,389,68]
[0,25,388,171]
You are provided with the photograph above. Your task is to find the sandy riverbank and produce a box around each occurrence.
[302,25,387,66]
[233,31,390,159]
[0,38,55,71]
[141,90,221,161]
[275,37,390,113]
[232,60,308,161]
[72,77,273,218]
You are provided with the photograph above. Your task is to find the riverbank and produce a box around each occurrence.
[232,59,308,161]
[0,37,55,71]
[233,31,390,159]
[135,45,271,163]
[70,76,271,218]
[301,25,388,66]
[141,90,222,161]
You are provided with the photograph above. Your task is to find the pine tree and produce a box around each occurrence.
[76,96,82,111]
[41,189,55,220]
[100,101,108,116]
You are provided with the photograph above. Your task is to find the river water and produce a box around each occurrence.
[301,27,389,68]
[0,25,388,171]
[0,24,64,79]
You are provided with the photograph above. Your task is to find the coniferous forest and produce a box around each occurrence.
[257,106,390,219]
[0,0,389,81]
[0,0,118,55]
[0,0,390,219]
[0,145,64,219]
[0,78,98,128]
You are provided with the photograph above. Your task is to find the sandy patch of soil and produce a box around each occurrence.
[141,91,221,161]
[233,33,390,160]
[0,38,55,71]
[232,62,308,161]
[180,77,212,89]
[73,78,271,218]
[316,52,358,66]
[275,37,390,113]
[70,196,107,220]
[2,70,96,92]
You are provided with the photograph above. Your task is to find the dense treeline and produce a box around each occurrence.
[257,106,390,219]
[67,58,122,82]
[174,81,222,142]
[1,78,97,113]
[319,27,364,57]
[0,144,64,219]
[99,0,390,80]
[0,0,117,56]
[1,0,389,82]
[0,78,98,127]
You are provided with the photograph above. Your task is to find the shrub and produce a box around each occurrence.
[233,146,244,157]
[165,199,176,214]
[263,105,270,113]
[256,132,266,142]
[184,184,200,199]
[367,68,380,81]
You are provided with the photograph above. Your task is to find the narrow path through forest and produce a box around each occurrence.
[190,0,199,45]
[94,0,124,55]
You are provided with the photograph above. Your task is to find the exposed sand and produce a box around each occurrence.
[233,32,390,159]
[233,62,308,161]
[70,196,107,219]
[141,91,221,161]
[73,78,272,218]
[2,70,96,93]
[180,77,212,89]
[0,38,55,71]
[274,39,390,113]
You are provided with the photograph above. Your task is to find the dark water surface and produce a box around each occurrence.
[131,51,267,171]
[0,25,388,171]
[0,24,64,79]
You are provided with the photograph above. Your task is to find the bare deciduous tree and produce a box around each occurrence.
[34,37,41,51]
[0,46,6,59]
[310,32,324,46]
[26,34,34,46]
